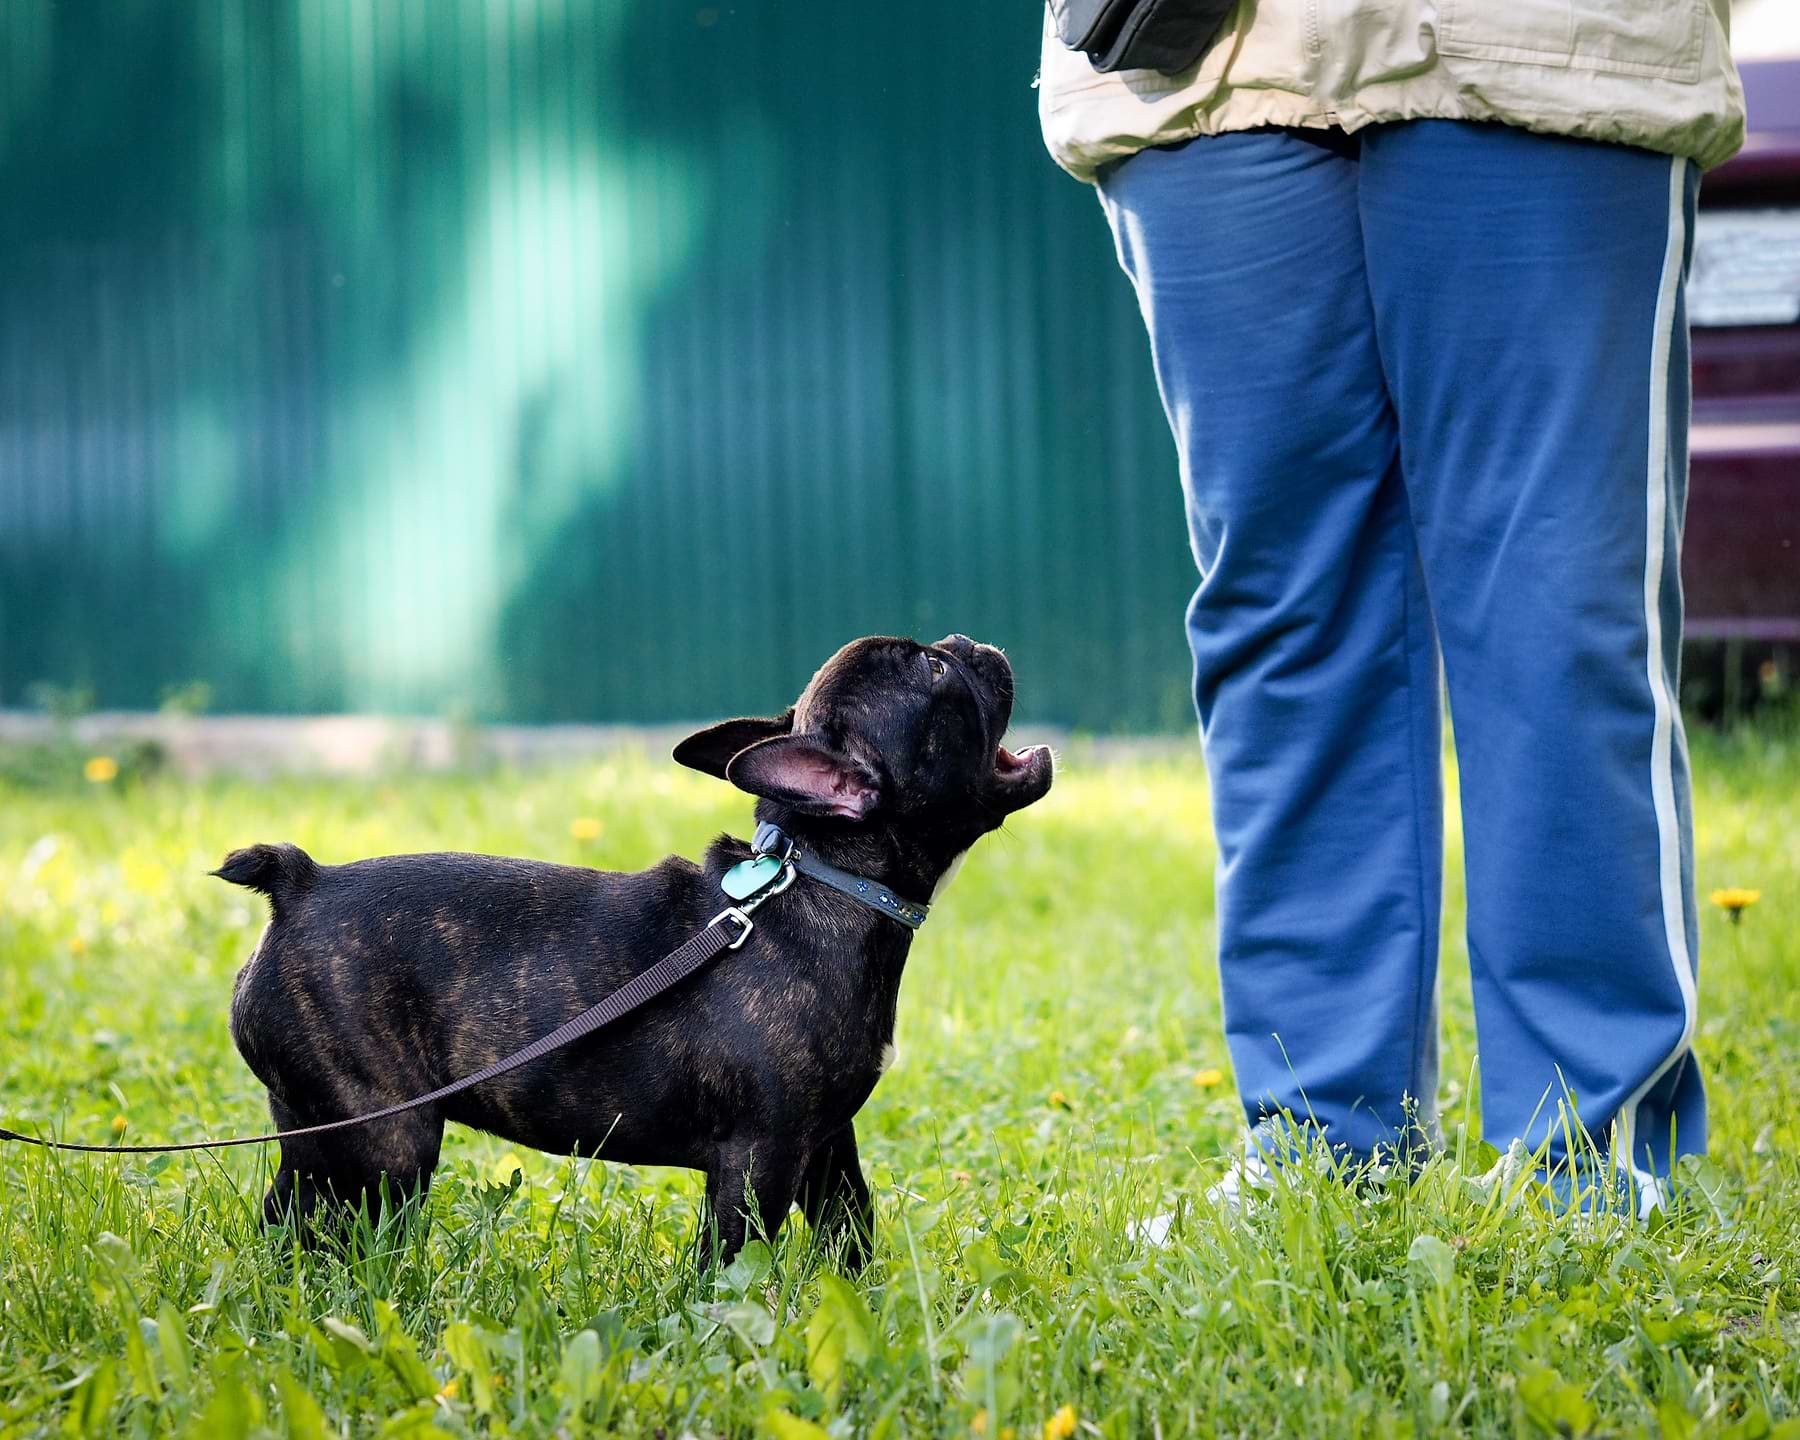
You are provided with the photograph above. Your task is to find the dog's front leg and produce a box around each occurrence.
[798,1124,874,1270]
[698,1141,803,1269]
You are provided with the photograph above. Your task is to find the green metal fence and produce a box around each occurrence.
[0,1,1199,732]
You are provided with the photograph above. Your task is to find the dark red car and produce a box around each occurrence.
[1685,56,1800,710]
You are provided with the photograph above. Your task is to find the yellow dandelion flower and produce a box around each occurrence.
[110,1115,128,1136]
[1709,888,1761,924]
[491,1152,524,1185]
[437,1378,460,1400]
[1043,1405,1078,1440]
[569,816,603,842]
[68,935,88,955]
[1047,1089,1072,1110]
[972,1412,989,1436]
[84,755,119,784]
[1192,1067,1225,1088]
[1710,887,1760,909]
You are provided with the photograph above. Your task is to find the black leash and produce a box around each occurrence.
[2,826,930,1160]
[0,904,762,1157]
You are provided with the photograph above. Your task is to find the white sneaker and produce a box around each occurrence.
[1130,1149,1280,1246]
[1130,1211,1177,1246]
[1476,1139,1666,1224]
[1204,1148,1279,1213]
[1477,1139,1533,1202]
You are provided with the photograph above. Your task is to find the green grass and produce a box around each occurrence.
[1,722,1797,1438]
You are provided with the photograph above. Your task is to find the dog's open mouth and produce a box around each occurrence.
[993,741,1051,777]
[995,744,1037,776]
[991,743,1053,809]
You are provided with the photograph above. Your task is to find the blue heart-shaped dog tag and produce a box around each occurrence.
[721,854,782,900]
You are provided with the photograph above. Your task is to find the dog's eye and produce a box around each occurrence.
[926,654,949,683]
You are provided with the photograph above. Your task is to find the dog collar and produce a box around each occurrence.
[723,821,930,930]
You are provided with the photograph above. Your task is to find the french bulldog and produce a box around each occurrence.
[222,633,1053,1266]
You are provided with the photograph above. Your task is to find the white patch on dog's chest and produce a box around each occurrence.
[930,850,970,903]
[879,1042,899,1075]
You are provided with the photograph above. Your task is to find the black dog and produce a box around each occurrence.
[222,634,1052,1265]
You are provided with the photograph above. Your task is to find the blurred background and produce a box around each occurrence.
[1,0,1795,740]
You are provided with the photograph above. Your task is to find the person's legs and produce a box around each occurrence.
[1359,122,1703,1206]
[1100,131,1444,1161]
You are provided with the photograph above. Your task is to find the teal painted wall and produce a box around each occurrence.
[0,1,1198,731]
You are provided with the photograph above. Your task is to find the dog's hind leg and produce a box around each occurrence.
[798,1124,874,1270]
[698,1141,804,1270]
[262,1096,444,1237]
[263,1096,331,1230]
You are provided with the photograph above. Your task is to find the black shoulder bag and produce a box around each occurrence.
[1051,0,1236,75]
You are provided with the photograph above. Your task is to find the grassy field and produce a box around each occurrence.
[1,721,1797,1438]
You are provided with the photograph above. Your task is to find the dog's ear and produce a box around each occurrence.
[672,709,796,780]
[725,735,881,820]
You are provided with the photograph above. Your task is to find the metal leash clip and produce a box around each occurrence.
[708,851,797,947]
[706,905,757,950]
[740,861,796,914]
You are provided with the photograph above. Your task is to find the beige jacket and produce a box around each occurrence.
[1039,0,1745,182]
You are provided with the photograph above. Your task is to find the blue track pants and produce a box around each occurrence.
[1100,121,1703,1186]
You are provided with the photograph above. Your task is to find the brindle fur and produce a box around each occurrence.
[223,635,1052,1266]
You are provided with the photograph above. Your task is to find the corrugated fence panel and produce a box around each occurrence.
[0,0,1196,732]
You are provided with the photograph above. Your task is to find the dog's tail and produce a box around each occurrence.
[212,843,319,908]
